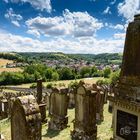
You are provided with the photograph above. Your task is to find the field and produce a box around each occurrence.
[0,67,22,73]
[1,103,113,140]
[0,58,22,73]
[0,59,13,67]
[13,77,104,88]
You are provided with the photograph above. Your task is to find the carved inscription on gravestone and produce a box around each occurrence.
[116,110,137,140]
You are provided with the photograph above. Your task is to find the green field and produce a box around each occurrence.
[1,103,113,140]
[6,77,104,88]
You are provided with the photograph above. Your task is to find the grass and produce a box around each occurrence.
[0,59,13,67]
[0,67,22,73]
[11,77,104,88]
[0,58,22,73]
[1,103,113,140]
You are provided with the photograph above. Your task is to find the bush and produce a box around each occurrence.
[52,72,59,81]
[58,83,65,87]
[96,79,110,86]
[59,67,75,80]
[30,83,37,89]
[68,81,78,89]
[46,83,53,89]
[103,67,112,78]
[110,70,120,85]
[80,66,91,78]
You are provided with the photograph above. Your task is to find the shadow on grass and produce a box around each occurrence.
[42,129,61,138]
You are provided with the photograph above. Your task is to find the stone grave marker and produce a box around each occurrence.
[112,14,140,140]
[48,87,69,130]
[92,84,105,123]
[0,99,8,119]
[68,89,75,109]
[37,79,46,122]
[71,81,97,140]
[11,95,42,140]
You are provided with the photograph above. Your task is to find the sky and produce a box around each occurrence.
[0,0,140,54]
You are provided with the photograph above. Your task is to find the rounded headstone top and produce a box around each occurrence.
[134,14,140,21]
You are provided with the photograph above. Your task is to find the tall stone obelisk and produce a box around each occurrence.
[113,14,140,140]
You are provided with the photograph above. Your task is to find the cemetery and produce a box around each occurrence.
[0,13,140,140]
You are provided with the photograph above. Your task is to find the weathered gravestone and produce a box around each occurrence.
[112,14,140,140]
[11,95,42,140]
[68,89,75,109]
[0,99,8,119]
[37,79,47,122]
[48,87,69,130]
[92,84,105,123]
[71,81,97,140]
[0,134,5,140]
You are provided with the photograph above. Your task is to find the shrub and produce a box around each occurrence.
[46,83,53,89]
[30,83,37,89]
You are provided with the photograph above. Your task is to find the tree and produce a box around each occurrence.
[59,67,74,80]
[103,67,112,78]
[45,68,53,81]
[52,72,59,81]
[80,66,91,78]
[110,70,120,85]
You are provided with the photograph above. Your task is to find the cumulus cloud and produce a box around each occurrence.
[5,8,23,27]
[118,0,140,22]
[103,6,111,14]
[26,9,103,38]
[4,0,52,12]
[0,31,124,53]
[113,33,126,39]
[108,24,124,30]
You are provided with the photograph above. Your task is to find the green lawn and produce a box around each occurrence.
[5,77,104,88]
[1,103,113,140]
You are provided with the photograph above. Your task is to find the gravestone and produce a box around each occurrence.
[68,89,75,109]
[0,134,5,140]
[92,84,105,123]
[48,87,69,130]
[37,79,43,104]
[71,81,97,140]
[37,79,46,122]
[11,95,42,140]
[113,14,140,140]
[0,99,8,119]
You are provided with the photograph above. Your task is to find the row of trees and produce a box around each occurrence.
[0,64,113,85]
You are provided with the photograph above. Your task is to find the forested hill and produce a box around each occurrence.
[0,52,123,65]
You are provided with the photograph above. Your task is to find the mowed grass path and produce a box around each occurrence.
[1,103,113,140]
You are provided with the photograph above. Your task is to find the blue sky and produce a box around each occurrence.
[0,0,140,53]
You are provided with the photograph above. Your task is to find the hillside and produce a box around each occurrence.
[17,52,122,65]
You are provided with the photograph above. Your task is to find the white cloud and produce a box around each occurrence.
[110,0,116,5]
[113,24,124,30]
[27,30,40,38]
[118,0,140,22]
[0,31,124,54]
[108,24,124,30]
[103,6,111,14]
[11,21,20,27]
[3,0,8,3]
[5,0,52,12]
[26,9,103,38]
[113,33,126,39]
[5,8,23,27]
